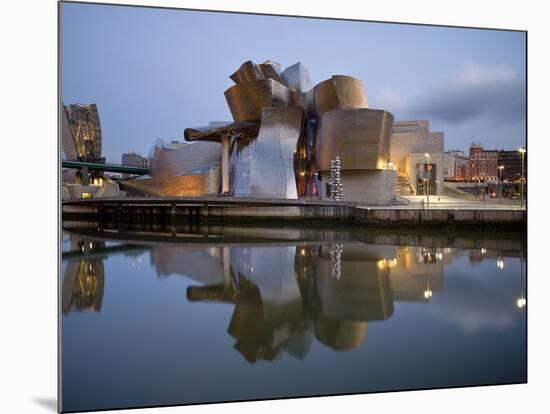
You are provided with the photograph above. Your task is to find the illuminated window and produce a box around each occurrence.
[81,192,92,199]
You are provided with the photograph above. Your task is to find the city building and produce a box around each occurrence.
[121,152,149,179]
[468,143,499,182]
[121,60,399,202]
[61,103,105,165]
[498,150,526,182]
[444,150,469,181]
[61,102,119,199]
[121,60,456,204]
[389,120,444,196]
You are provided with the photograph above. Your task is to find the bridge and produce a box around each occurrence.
[62,160,149,175]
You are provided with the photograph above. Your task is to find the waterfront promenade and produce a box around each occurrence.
[387,195,525,211]
[62,195,526,230]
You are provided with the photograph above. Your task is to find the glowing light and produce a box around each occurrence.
[424,289,433,299]
[481,248,487,255]
[496,259,504,269]
[376,259,387,270]
[517,297,526,308]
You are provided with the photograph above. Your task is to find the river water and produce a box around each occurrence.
[60,225,526,412]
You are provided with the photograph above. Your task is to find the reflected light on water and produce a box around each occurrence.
[59,228,527,412]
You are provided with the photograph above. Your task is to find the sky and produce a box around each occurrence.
[61,2,526,163]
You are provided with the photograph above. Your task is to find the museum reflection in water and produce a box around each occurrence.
[61,233,525,362]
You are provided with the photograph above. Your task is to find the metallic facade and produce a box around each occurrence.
[281,62,313,93]
[134,59,397,201]
[231,107,303,198]
[120,140,221,196]
[225,79,294,123]
[229,60,287,85]
[149,140,220,178]
[315,108,394,171]
[312,75,369,116]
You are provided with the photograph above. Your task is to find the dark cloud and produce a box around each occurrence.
[410,62,525,124]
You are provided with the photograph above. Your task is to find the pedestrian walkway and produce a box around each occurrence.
[361,195,526,210]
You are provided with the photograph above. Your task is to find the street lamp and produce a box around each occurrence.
[518,147,526,206]
[498,165,505,201]
[425,153,430,206]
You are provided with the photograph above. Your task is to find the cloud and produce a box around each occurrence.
[426,266,521,335]
[436,301,515,335]
[410,62,525,124]
[372,88,407,114]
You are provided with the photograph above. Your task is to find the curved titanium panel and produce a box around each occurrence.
[231,106,303,198]
[119,169,219,196]
[184,121,258,143]
[315,108,394,171]
[313,75,369,116]
[149,141,220,178]
[225,79,293,123]
[229,60,288,85]
[281,62,313,92]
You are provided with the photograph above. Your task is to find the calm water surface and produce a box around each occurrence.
[60,227,526,412]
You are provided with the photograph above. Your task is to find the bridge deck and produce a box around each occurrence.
[62,160,149,175]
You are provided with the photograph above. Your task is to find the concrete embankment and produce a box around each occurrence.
[61,197,525,230]
[354,207,525,230]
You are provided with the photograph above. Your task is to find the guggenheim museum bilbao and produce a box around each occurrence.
[63,60,444,203]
